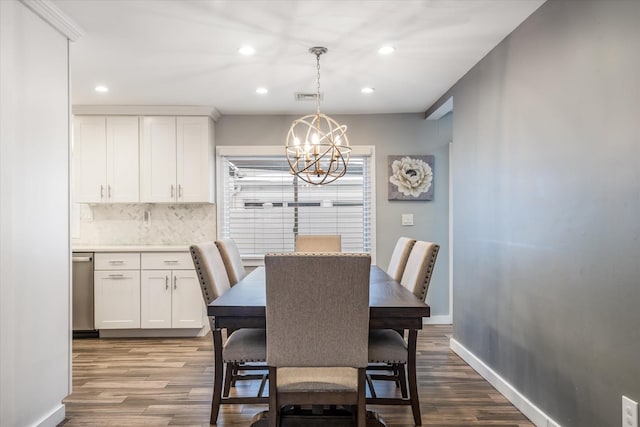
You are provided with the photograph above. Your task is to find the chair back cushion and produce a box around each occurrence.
[189,242,231,304]
[295,234,341,252]
[400,241,440,301]
[387,237,416,282]
[265,253,370,368]
[215,238,246,286]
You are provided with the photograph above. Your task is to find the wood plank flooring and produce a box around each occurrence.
[61,325,534,426]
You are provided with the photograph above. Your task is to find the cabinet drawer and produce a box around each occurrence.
[95,252,141,270]
[141,252,193,270]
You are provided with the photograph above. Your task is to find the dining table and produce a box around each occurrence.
[207,265,430,426]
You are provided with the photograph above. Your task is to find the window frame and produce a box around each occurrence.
[216,145,376,266]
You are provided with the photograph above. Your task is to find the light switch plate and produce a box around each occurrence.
[401,214,414,226]
[623,396,638,427]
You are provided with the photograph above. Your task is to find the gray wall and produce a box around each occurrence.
[216,113,453,316]
[450,0,640,425]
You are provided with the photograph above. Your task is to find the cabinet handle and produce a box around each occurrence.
[171,184,175,198]
[100,185,104,199]
[163,260,179,264]
[109,260,124,264]
[108,185,112,198]
[165,276,169,290]
[178,185,183,199]
[173,275,177,290]
[107,274,125,279]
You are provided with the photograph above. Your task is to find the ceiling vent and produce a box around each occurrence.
[295,92,323,101]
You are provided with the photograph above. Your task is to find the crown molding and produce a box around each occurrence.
[21,0,84,41]
[72,105,221,121]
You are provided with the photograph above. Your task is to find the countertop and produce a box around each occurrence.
[72,245,191,253]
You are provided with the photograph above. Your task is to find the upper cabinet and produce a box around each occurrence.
[140,116,215,203]
[73,115,139,203]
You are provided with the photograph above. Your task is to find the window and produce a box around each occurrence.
[217,146,375,263]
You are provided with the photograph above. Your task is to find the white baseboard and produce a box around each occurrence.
[423,315,452,325]
[35,403,65,427]
[450,338,561,427]
[99,327,206,338]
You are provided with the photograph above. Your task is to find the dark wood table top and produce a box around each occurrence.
[208,265,430,330]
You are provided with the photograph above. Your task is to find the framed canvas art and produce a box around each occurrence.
[388,155,434,201]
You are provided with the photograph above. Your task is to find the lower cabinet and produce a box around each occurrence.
[94,270,141,329]
[94,251,204,332]
[140,269,203,329]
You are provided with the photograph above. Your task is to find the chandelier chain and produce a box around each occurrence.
[316,52,321,114]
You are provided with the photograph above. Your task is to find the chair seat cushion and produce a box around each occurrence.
[223,328,266,362]
[368,329,408,363]
[277,367,358,392]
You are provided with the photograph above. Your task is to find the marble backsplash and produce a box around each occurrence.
[72,203,216,246]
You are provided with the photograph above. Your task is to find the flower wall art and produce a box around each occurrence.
[388,155,434,201]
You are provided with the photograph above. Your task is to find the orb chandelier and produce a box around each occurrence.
[286,47,351,185]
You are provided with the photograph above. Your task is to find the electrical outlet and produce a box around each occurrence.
[623,396,638,427]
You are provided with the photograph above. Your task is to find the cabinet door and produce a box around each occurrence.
[94,270,140,329]
[106,116,139,202]
[140,270,172,328]
[140,116,177,202]
[171,270,204,328]
[176,116,213,203]
[74,116,106,203]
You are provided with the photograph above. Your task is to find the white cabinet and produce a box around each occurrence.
[94,253,141,329]
[140,269,203,329]
[140,116,214,203]
[73,116,139,203]
[140,252,204,329]
[170,270,203,328]
[140,270,172,328]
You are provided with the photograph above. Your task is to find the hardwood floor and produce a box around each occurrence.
[61,325,534,426]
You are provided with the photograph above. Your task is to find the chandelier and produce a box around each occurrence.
[285,47,351,185]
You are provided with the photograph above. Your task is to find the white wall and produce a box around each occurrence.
[0,1,71,425]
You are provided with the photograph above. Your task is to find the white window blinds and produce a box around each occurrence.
[218,147,374,259]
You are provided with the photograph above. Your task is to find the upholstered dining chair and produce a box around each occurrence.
[294,234,341,252]
[189,242,268,425]
[215,238,246,286]
[367,240,440,426]
[387,237,417,282]
[265,253,371,427]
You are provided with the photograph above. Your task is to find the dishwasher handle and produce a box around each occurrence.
[72,256,93,262]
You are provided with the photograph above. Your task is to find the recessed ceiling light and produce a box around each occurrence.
[95,85,109,93]
[361,87,375,94]
[256,87,268,94]
[238,45,256,56]
[378,45,395,55]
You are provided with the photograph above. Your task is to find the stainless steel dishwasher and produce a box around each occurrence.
[72,252,98,337]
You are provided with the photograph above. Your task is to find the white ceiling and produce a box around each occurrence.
[54,0,545,115]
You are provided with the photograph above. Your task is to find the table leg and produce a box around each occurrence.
[407,329,421,426]
[211,328,224,425]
